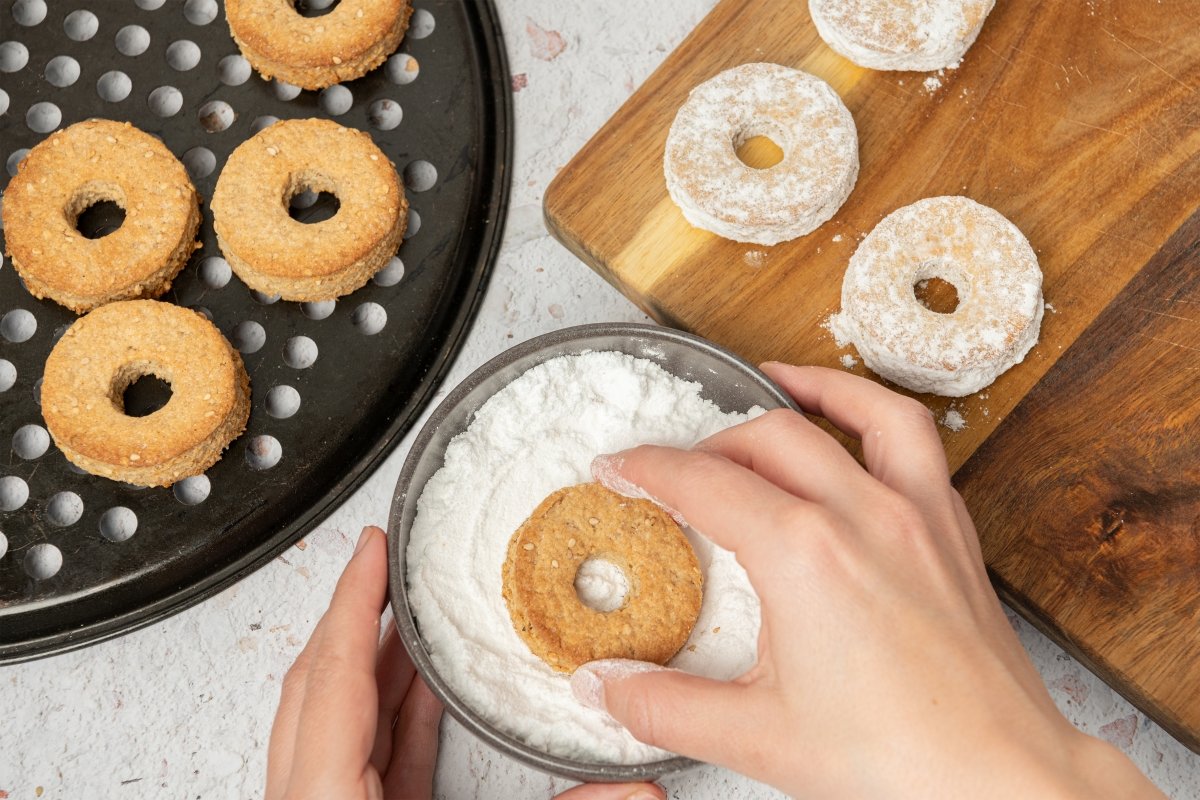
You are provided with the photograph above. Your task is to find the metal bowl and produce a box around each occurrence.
[386,322,797,783]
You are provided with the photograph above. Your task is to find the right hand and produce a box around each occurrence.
[573,364,1164,799]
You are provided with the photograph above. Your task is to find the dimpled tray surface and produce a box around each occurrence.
[0,0,511,661]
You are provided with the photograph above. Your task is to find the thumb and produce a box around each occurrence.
[571,659,746,764]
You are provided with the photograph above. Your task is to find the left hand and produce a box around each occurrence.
[265,525,666,800]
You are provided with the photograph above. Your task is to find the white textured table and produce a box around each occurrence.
[3,2,1200,798]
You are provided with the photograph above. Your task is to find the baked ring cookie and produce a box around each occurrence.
[41,300,251,487]
[1,119,201,314]
[664,63,859,245]
[225,0,412,90]
[832,196,1043,397]
[211,118,406,302]
[809,0,996,71]
[502,483,703,673]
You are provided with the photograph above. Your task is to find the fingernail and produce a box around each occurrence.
[571,659,671,711]
[590,456,688,527]
[626,791,661,800]
[354,527,375,555]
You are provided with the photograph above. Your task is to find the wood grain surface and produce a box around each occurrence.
[544,0,1200,749]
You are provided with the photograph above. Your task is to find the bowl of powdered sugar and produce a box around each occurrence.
[388,322,798,782]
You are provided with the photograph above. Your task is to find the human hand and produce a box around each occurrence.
[573,365,1165,800]
[266,525,666,800]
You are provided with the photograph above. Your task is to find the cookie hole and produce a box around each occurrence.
[318,85,353,116]
[75,200,126,239]
[47,491,84,527]
[273,80,301,101]
[0,88,9,115]
[284,336,318,369]
[0,476,30,511]
[251,289,281,305]
[301,300,336,320]
[122,375,173,417]
[44,55,80,87]
[98,70,133,103]
[368,99,402,131]
[288,188,340,224]
[409,8,436,39]
[7,148,30,177]
[574,558,629,613]
[352,302,387,335]
[26,101,61,133]
[0,531,7,560]
[230,320,266,354]
[0,41,30,73]
[0,359,16,392]
[735,135,784,170]
[24,543,62,579]
[1,309,37,343]
[404,160,437,192]
[63,10,99,42]
[198,100,235,132]
[135,0,166,9]
[13,424,50,460]
[266,385,301,419]
[245,435,282,471]
[148,85,183,117]
[183,0,219,25]
[173,475,210,505]
[166,39,201,71]
[293,0,339,17]
[115,25,151,56]
[99,506,138,542]
[198,256,231,288]
[372,257,404,287]
[914,277,960,314]
[182,146,216,180]
[385,53,419,85]
[218,54,251,86]
[13,0,48,26]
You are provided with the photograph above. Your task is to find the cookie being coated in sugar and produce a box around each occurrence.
[502,482,703,673]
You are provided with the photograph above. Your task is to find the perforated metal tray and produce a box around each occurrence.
[0,0,511,661]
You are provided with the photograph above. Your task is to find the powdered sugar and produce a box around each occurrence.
[809,0,996,72]
[664,63,859,245]
[406,352,762,764]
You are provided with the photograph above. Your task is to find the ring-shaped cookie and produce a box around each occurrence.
[833,196,1043,397]
[809,0,996,72]
[502,483,703,673]
[211,118,407,302]
[41,300,251,487]
[664,62,859,245]
[225,0,412,89]
[1,119,201,314]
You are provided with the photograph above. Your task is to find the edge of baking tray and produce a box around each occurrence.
[0,1,513,664]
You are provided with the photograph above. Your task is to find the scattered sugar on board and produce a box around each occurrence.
[924,76,943,93]
[406,351,763,764]
[941,408,967,431]
[840,354,858,369]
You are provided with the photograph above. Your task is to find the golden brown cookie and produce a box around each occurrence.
[225,0,412,90]
[41,300,251,487]
[502,483,703,673]
[211,118,406,302]
[1,119,201,314]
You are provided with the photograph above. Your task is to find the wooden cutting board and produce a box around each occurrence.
[544,0,1200,750]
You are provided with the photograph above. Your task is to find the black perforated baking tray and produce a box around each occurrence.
[0,0,511,661]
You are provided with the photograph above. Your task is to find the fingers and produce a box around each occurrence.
[381,676,444,800]
[761,364,958,517]
[289,526,391,790]
[553,782,665,800]
[370,624,418,774]
[592,446,811,565]
[571,660,754,769]
[695,408,876,509]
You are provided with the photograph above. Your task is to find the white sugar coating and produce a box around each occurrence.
[941,408,967,431]
[832,196,1043,397]
[407,351,762,764]
[809,0,996,72]
[664,63,859,245]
